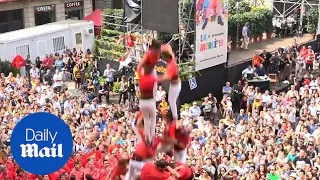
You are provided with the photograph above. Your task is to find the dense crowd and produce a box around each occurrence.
[1,39,320,180]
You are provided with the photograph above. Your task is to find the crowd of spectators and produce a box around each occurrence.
[1,40,320,180]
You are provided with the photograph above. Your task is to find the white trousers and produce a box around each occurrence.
[168,82,181,120]
[174,149,187,163]
[139,98,157,142]
[124,160,146,180]
[152,68,157,98]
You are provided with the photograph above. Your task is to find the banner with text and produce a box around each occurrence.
[195,0,228,71]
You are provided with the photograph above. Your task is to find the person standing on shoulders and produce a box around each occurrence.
[138,65,158,144]
[159,44,181,120]
[138,39,161,97]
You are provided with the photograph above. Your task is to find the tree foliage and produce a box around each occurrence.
[306,8,319,35]
[96,8,125,60]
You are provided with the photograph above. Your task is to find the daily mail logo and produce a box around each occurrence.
[20,129,63,158]
[10,113,73,175]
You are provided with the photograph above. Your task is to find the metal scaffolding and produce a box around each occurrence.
[177,0,195,63]
[101,12,154,62]
[166,0,195,63]
[248,0,318,17]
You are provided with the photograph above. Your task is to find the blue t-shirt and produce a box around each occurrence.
[55,60,64,71]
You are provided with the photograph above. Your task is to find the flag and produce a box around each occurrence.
[11,55,26,69]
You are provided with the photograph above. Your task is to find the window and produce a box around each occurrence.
[0,11,8,23]
[12,9,23,21]
[16,45,30,59]
[53,36,65,52]
[75,33,82,44]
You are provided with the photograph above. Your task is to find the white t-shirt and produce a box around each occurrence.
[156,90,166,101]
[103,68,115,82]
[30,68,40,78]
[262,94,271,104]
[242,68,254,78]
[53,73,62,87]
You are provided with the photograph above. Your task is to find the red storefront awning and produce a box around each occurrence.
[84,9,102,27]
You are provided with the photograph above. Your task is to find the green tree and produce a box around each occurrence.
[306,8,319,35]
[96,8,125,60]
[228,0,251,15]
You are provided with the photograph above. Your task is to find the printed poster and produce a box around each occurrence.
[195,0,228,71]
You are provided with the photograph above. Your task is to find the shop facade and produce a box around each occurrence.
[0,0,93,32]
[34,5,56,26]
[64,1,84,20]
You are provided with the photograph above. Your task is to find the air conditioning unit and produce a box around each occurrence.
[84,28,93,35]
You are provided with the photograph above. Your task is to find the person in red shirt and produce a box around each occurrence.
[140,159,170,180]
[167,162,194,180]
[84,160,100,180]
[300,46,308,60]
[138,64,158,144]
[15,169,25,180]
[5,156,15,173]
[138,39,161,74]
[99,157,113,180]
[169,120,191,163]
[85,155,102,169]
[42,54,53,70]
[0,165,14,180]
[109,158,130,180]
[138,39,161,97]
[305,49,315,72]
[126,32,136,48]
[74,151,87,167]
[252,52,264,68]
[70,160,85,180]
[124,136,161,180]
[159,44,181,120]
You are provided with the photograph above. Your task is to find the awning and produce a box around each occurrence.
[84,9,102,27]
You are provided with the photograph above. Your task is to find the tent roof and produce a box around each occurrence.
[84,9,102,27]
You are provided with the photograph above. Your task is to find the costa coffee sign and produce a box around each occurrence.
[65,1,83,8]
[35,5,55,12]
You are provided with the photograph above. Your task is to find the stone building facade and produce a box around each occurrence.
[0,0,93,33]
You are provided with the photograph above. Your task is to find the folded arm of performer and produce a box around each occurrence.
[158,44,182,120]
